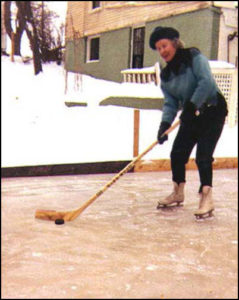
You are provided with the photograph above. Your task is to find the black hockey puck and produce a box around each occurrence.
[55,218,65,225]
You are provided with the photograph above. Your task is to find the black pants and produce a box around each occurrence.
[171,94,228,192]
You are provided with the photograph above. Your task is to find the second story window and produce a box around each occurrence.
[87,36,100,62]
[92,1,100,9]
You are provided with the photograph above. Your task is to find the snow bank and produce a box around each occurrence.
[1,56,238,168]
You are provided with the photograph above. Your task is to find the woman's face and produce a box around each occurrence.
[155,39,176,62]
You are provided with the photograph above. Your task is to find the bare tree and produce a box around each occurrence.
[32,2,65,64]
[4,1,64,71]
[4,1,25,56]
[16,1,42,75]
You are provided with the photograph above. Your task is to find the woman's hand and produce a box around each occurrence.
[180,101,199,123]
[157,121,171,144]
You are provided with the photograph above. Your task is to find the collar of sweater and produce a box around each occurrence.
[167,48,192,74]
[161,48,200,81]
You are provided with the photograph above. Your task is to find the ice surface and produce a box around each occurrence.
[2,169,238,299]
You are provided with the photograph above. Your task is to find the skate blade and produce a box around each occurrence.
[157,202,183,210]
[194,210,214,220]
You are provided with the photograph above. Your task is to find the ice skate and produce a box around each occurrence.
[157,182,185,209]
[194,186,214,219]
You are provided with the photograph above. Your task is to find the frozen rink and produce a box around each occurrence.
[1,168,238,299]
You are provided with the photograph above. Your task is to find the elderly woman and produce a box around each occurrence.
[149,26,228,219]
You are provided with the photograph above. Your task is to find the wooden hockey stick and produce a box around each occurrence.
[35,120,180,222]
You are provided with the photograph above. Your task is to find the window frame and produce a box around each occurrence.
[86,35,100,63]
[130,25,145,68]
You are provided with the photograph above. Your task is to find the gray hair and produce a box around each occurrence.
[172,38,185,49]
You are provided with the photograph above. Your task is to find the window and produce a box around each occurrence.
[92,1,100,9]
[132,27,145,68]
[87,36,100,62]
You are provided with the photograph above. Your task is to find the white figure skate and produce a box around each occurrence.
[157,182,185,208]
[194,186,214,219]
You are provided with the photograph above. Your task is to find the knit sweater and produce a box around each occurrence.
[160,48,222,124]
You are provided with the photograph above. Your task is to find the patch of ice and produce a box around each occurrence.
[32,252,42,257]
[125,284,131,291]
[146,264,158,271]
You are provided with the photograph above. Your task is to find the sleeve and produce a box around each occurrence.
[161,86,179,124]
[190,53,215,109]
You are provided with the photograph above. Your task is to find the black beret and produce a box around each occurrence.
[149,26,180,50]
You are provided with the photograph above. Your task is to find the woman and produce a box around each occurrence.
[149,26,228,219]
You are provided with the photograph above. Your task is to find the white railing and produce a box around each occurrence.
[121,61,238,127]
[121,62,161,86]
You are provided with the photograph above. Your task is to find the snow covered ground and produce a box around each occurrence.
[1,56,238,168]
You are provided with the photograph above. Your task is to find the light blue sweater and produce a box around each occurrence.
[160,48,222,124]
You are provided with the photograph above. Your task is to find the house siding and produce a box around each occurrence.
[144,7,221,68]
[65,27,131,82]
[65,4,221,82]
[65,1,212,40]
[217,7,238,65]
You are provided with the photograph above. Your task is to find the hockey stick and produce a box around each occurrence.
[35,120,180,222]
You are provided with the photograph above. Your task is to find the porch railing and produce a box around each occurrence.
[121,61,238,127]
